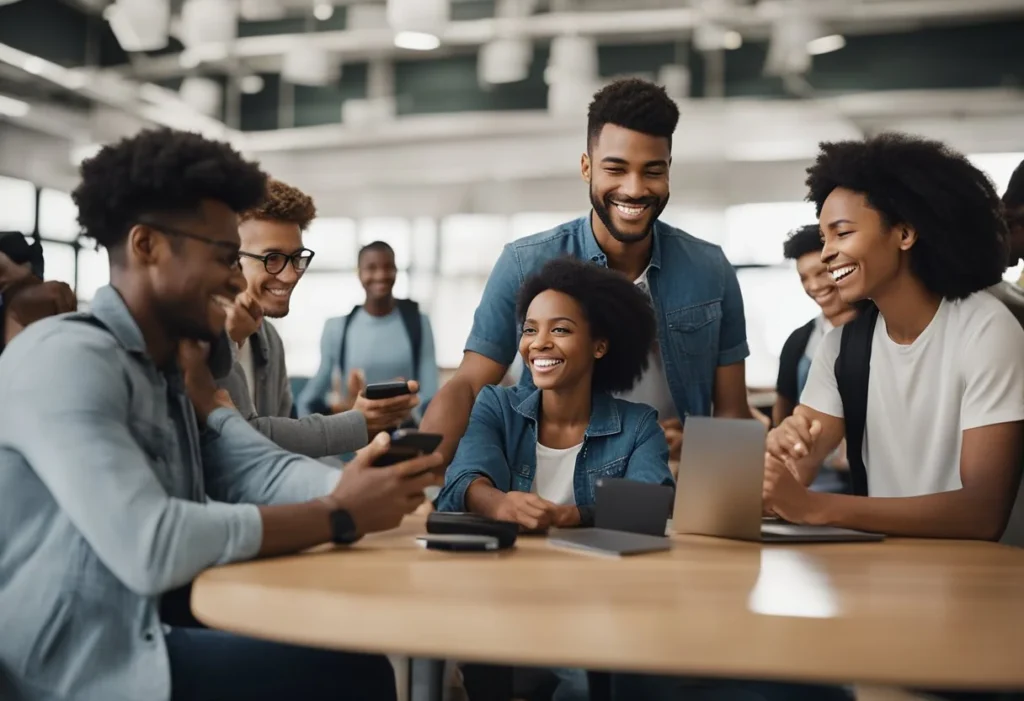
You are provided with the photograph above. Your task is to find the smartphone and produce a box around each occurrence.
[416,534,501,552]
[364,381,411,400]
[371,429,443,467]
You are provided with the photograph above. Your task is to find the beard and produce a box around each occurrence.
[590,184,668,244]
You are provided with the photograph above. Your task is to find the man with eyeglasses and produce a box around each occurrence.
[218,179,419,458]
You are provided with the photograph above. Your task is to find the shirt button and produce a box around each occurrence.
[144,631,154,642]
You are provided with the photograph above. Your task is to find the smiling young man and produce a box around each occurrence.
[764,133,1024,544]
[420,78,752,464]
[0,129,442,701]
[217,178,388,457]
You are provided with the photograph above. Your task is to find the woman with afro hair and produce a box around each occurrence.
[436,256,672,530]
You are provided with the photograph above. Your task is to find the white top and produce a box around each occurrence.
[237,340,257,405]
[801,291,1024,502]
[615,265,678,420]
[533,442,582,506]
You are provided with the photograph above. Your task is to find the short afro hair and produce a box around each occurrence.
[239,178,317,230]
[805,132,1006,300]
[516,257,655,395]
[358,240,395,265]
[783,224,824,261]
[72,128,267,253]
[1004,158,1024,210]
[587,78,679,150]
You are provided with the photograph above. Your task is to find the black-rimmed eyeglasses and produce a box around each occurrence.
[137,220,242,270]
[239,249,315,275]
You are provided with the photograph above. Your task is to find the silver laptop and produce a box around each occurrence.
[672,417,884,543]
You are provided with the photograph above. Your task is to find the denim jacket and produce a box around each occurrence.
[0,286,340,701]
[436,385,673,523]
[465,215,749,418]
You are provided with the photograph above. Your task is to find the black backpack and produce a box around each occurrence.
[834,303,881,497]
[339,299,423,380]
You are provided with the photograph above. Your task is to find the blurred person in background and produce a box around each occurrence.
[0,128,441,701]
[773,224,858,493]
[0,232,75,350]
[421,77,752,467]
[987,157,1024,325]
[216,178,369,457]
[297,240,437,426]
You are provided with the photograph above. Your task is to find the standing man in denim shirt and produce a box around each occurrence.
[0,128,442,701]
[421,78,752,463]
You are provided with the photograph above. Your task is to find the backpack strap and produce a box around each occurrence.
[395,299,422,380]
[776,318,817,411]
[338,307,358,378]
[834,303,880,497]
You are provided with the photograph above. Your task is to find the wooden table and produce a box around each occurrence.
[192,517,1024,692]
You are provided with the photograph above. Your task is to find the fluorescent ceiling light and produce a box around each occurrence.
[0,94,30,118]
[240,75,265,94]
[394,31,440,51]
[807,34,846,56]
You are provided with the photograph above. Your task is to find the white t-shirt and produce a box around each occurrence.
[801,291,1024,502]
[237,340,257,405]
[533,442,582,506]
[615,265,678,420]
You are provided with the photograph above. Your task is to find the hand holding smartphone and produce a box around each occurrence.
[371,429,444,468]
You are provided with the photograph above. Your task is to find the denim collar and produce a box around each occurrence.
[580,212,663,272]
[511,387,622,438]
[89,285,148,356]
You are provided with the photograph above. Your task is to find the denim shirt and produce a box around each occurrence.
[436,385,673,523]
[466,215,749,418]
[0,286,340,701]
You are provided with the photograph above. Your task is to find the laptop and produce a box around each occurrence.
[672,417,884,543]
[547,479,674,556]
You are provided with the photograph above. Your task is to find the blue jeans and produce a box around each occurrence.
[611,674,854,701]
[165,626,397,701]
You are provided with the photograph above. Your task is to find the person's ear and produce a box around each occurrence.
[898,224,918,251]
[594,340,608,359]
[581,152,591,184]
[127,224,161,265]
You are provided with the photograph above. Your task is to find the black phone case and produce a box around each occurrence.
[426,512,518,549]
[371,431,443,467]
[364,382,411,400]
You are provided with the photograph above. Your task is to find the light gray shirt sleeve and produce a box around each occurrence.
[245,410,368,458]
[202,408,342,505]
[0,330,263,597]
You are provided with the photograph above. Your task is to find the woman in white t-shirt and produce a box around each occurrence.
[764,132,1024,543]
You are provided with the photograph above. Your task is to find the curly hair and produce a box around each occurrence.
[239,178,317,230]
[72,128,266,254]
[805,132,1007,300]
[587,78,679,150]
[783,224,824,261]
[516,257,655,395]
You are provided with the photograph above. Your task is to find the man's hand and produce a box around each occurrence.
[178,340,233,422]
[766,414,822,464]
[221,291,263,346]
[329,432,444,536]
[660,417,683,461]
[491,491,563,531]
[763,452,824,524]
[4,279,76,345]
[353,380,421,434]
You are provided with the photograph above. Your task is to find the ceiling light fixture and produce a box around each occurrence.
[240,74,265,94]
[313,3,334,21]
[722,30,743,51]
[806,34,846,56]
[0,94,30,118]
[394,31,440,51]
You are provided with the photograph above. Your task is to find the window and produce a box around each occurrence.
[304,217,357,270]
[275,272,363,377]
[968,152,1024,196]
[432,277,488,369]
[661,206,727,246]
[724,201,817,265]
[509,212,581,242]
[410,216,438,272]
[736,266,818,388]
[41,242,75,285]
[76,246,109,302]
[358,217,412,270]
[0,176,36,234]
[440,215,508,276]
[38,189,79,242]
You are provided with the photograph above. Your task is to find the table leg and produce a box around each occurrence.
[408,658,446,701]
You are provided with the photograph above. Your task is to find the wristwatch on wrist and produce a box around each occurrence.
[327,505,361,545]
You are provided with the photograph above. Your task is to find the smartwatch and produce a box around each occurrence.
[328,507,361,545]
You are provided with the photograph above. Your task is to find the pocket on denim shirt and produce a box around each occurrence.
[584,457,628,503]
[665,300,722,383]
